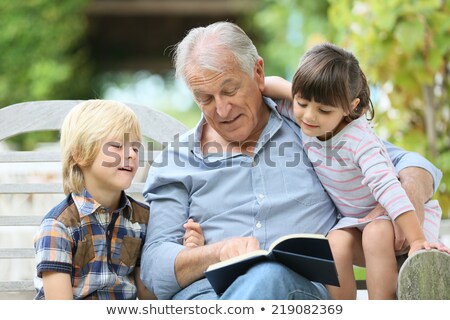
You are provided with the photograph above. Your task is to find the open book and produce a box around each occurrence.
[204,233,340,295]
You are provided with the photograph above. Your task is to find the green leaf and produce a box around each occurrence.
[394,20,425,53]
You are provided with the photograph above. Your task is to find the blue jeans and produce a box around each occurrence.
[172,261,331,300]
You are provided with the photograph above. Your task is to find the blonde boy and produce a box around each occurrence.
[34,100,156,299]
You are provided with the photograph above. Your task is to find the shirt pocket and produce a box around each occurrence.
[120,235,142,268]
[73,236,95,268]
[277,157,330,206]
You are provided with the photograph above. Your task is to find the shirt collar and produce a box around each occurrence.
[72,189,132,219]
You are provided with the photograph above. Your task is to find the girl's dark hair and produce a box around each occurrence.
[292,43,374,121]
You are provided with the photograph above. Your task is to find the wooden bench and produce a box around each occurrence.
[1,100,449,299]
[0,100,188,299]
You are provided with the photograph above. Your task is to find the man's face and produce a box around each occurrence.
[186,58,267,145]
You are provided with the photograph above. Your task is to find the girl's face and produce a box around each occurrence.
[293,94,348,140]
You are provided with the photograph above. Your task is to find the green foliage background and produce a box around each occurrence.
[0,0,92,150]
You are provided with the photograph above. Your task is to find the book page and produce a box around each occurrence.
[268,233,326,252]
[205,249,269,271]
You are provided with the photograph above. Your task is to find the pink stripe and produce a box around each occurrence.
[306,146,351,162]
[422,226,437,242]
[425,203,441,211]
[364,176,399,198]
[423,228,432,238]
[371,168,393,176]
[316,164,357,173]
[322,181,366,192]
[339,208,374,217]
[356,140,376,154]
[337,201,378,209]
[321,145,356,153]
[391,205,415,217]
[424,217,439,228]
[381,190,406,208]
[374,181,400,199]
[333,192,373,202]
[425,208,441,218]
[342,133,362,143]
[316,170,363,184]
[365,170,393,188]
[360,150,381,167]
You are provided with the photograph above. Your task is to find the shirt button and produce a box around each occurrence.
[256,221,262,229]
[258,194,265,200]
[252,161,257,167]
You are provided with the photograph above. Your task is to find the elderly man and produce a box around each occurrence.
[140,21,441,300]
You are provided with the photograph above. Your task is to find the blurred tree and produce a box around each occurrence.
[251,0,331,79]
[253,0,449,217]
[328,0,450,216]
[0,0,92,150]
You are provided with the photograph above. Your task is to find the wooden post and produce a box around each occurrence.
[397,249,450,299]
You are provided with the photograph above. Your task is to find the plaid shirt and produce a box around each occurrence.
[34,189,149,299]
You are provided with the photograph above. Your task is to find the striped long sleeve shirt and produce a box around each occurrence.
[301,116,415,220]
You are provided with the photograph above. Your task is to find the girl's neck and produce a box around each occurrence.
[317,117,351,141]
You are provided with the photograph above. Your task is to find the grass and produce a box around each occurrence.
[353,266,366,280]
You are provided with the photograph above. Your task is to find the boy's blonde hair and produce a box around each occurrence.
[61,100,142,195]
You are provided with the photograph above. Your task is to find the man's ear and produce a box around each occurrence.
[254,57,265,92]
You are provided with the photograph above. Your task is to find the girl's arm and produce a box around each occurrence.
[356,137,449,255]
[42,272,73,299]
[264,76,295,120]
[263,76,292,100]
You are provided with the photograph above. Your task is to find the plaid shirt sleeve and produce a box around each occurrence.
[34,218,74,277]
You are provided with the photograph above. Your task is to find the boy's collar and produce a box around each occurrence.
[73,189,132,219]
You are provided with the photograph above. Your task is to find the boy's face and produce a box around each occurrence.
[81,135,140,197]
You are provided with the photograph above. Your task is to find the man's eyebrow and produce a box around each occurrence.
[192,89,205,96]
[192,79,237,96]
[220,79,235,87]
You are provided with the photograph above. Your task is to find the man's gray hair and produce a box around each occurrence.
[173,21,260,83]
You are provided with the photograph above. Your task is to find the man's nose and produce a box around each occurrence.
[216,96,232,118]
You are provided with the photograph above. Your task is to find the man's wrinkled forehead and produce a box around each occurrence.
[186,63,241,91]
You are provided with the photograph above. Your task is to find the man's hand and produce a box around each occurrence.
[358,204,408,253]
[218,237,260,261]
[392,221,408,254]
[174,236,259,288]
[358,203,387,222]
[398,167,434,224]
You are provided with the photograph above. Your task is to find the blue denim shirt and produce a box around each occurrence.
[141,97,442,299]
